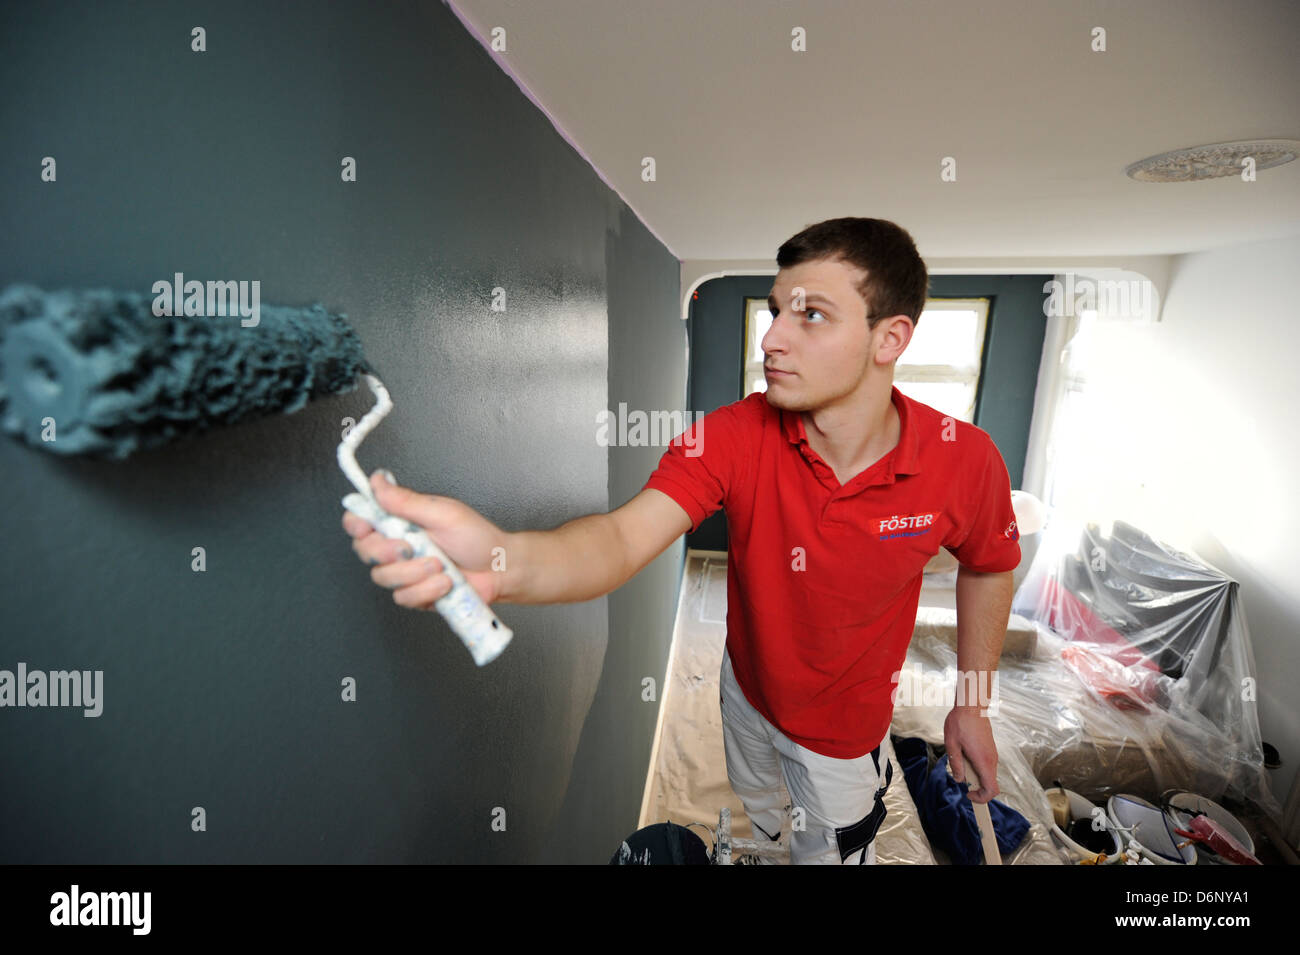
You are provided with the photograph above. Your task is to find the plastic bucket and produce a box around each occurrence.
[1107,794,1197,865]
[1046,788,1123,864]
[1165,791,1254,860]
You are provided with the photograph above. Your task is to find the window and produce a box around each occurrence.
[893,298,989,422]
[742,298,774,396]
[742,296,990,422]
[1043,309,1097,511]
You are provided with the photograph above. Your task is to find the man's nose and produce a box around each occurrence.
[762,320,787,357]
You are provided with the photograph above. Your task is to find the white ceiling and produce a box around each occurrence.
[450,0,1300,270]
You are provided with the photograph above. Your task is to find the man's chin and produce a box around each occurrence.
[762,385,808,411]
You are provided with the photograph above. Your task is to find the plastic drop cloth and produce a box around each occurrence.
[892,628,1067,864]
[644,553,1054,864]
[642,553,941,863]
[1006,513,1282,823]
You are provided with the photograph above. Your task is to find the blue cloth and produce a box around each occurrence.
[892,736,1031,865]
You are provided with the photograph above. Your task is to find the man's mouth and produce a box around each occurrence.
[765,367,794,376]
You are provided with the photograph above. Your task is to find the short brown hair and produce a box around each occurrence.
[776,217,929,328]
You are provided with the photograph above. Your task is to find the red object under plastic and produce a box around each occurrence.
[1032,576,1162,708]
[1173,814,1260,866]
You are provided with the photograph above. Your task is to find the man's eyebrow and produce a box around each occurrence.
[766,292,838,309]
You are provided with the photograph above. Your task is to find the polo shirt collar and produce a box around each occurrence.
[779,384,921,478]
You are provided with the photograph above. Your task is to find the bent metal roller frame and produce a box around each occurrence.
[337,374,512,666]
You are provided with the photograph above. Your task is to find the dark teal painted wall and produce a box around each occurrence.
[0,0,683,863]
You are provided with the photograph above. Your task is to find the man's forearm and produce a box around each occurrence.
[953,567,1015,709]
[497,514,627,605]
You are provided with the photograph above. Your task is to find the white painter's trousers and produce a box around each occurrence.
[721,647,894,865]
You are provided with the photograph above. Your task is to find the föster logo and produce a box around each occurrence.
[872,511,940,540]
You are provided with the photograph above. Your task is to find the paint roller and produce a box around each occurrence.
[0,283,512,666]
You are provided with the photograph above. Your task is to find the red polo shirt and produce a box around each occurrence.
[641,385,1021,758]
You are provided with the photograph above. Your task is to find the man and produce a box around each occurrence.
[343,217,1020,865]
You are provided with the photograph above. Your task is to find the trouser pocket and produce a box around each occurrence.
[833,744,894,864]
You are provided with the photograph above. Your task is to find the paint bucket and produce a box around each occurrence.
[609,822,711,865]
[1107,794,1197,865]
[1046,787,1123,864]
[1164,791,1254,861]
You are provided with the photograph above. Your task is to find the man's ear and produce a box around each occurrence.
[875,315,913,364]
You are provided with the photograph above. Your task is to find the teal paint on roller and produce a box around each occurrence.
[0,284,370,457]
[0,284,513,665]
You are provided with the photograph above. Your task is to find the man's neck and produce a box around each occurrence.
[801,380,899,481]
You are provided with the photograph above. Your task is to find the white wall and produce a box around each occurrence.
[1042,236,1300,816]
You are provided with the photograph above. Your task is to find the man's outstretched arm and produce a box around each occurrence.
[501,488,692,604]
[345,473,693,609]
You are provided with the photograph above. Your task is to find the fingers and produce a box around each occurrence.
[371,555,443,590]
[342,472,461,609]
[390,570,455,610]
[370,470,459,532]
[947,745,964,782]
[973,778,1000,803]
[370,469,398,495]
[346,513,409,565]
[370,557,452,610]
[338,472,409,540]
[946,745,998,801]
[347,525,409,565]
[341,471,409,563]
[965,761,1000,803]
[341,511,372,538]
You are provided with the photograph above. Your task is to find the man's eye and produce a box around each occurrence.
[768,306,826,322]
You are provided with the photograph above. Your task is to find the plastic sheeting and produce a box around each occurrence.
[641,552,941,864]
[642,527,1281,865]
[891,629,1067,864]
[1008,513,1281,822]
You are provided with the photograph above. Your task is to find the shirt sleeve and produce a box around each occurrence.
[945,432,1022,573]
[641,398,752,535]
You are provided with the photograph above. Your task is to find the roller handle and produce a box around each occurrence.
[342,490,513,666]
[950,760,1002,866]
